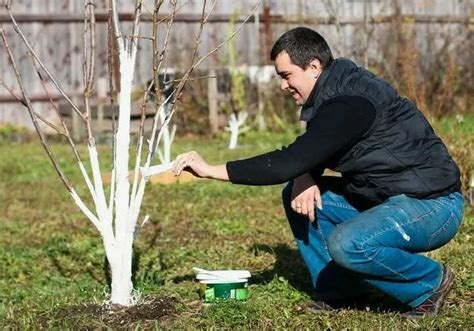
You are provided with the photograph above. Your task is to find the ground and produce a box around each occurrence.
[0,122,473,329]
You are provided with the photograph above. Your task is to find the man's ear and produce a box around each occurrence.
[308,58,323,73]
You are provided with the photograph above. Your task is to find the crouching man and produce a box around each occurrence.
[172,27,464,318]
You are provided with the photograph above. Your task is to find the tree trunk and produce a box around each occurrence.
[229,126,239,149]
[109,235,134,305]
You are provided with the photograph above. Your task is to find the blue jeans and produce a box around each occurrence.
[282,177,464,307]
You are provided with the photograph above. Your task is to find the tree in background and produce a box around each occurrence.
[225,9,249,149]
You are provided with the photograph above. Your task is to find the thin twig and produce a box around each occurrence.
[107,6,116,104]
[106,4,117,222]
[83,0,97,141]
[109,0,125,52]
[153,0,174,101]
[131,0,143,53]
[30,60,101,212]
[170,74,216,83]
[1,75,67,134]
[5,2,86,122]
[130,79,155,205]
[1,28,72,190]
[175,1,261,101]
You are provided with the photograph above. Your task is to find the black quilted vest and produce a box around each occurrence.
[301,58,461,205]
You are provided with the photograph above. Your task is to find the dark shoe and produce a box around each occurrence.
[402,264,454,319]
[305,300,335,313]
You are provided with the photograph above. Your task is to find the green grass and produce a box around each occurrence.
[0,125,472,329]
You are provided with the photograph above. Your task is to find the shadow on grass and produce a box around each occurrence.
[250,243,313,294]
[250,243,407,314]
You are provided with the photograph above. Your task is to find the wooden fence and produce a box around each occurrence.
[0,0,471,129]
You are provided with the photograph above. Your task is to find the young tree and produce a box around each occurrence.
[1,0,258,306]
[225,10,249,149]
[226,111,248,149]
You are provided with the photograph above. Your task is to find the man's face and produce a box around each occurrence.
[274,51,319,106]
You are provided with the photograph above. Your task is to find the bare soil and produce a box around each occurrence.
[41,296,178,328]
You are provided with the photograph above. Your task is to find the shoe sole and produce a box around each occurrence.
[402,265,455,319]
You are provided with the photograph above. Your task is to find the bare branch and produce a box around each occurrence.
[29,58,94,175]
[107,7,117,104]
[83,0,97,141]
[109,0,125,51]
[0,79,66,137]
[1,28,72,191]
[131,0,143,50]
[0,79,24,105]
[152,0,171,102]
[4,2,86,123]
[174,1,261,101]
[84,0,96,93]
[130,79,155,204]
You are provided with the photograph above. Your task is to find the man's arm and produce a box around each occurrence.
[226,96,376,185]
[173,96,376,186]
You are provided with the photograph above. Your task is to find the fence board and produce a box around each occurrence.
[0,0,471,129]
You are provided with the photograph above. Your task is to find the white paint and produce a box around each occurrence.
[140,163,173,178]
[88,143,109,224]
[109,48,135,306]
[156,104,176,165]
[78,161,98,206]
[247,65,276,84]
[70,188,100,232]
[105,1,141,305]
[133,214,150,239]
[129,93,177,227]
[226,111,248,149]
[394,222,411,241]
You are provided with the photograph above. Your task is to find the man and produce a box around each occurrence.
[172,27,464,318]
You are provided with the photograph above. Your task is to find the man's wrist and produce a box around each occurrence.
[207,164,229,181]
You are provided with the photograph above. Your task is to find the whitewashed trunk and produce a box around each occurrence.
[109,50,136,306]
[227,112,247,150]
[157,105,176,165]
[228,125,239,149]
[109,233,134,305]
[162,127,171,164]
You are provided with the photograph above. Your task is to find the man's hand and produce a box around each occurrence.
[172,151,210,177]
[291,173,323,222]
[172,151,229,181]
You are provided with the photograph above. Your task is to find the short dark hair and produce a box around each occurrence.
[270,27,334,69]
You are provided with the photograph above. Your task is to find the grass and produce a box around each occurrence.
[0,122,473,329]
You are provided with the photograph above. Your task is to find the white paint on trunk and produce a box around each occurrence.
[105,40,139,306]
[157,104,176,165]
[70,188,100,232]
[78,161,98,205]
[88,143,109,223]
[108,168,116,223]
[140,163,173,178]
[130,96,176,223]
[226,111,248,149]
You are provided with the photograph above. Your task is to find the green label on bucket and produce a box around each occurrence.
[200,281,248,302]
[236,288,248,300]
[205,288,215,301]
